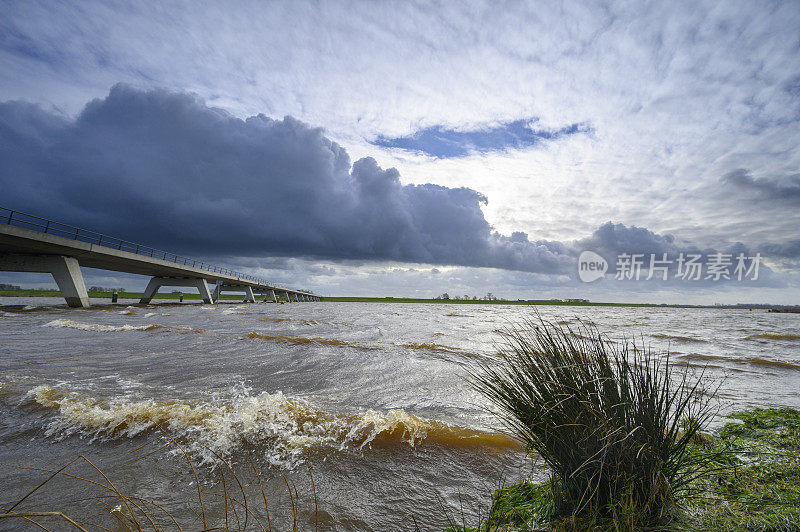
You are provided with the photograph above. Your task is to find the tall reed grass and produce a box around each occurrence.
[470,316,717,529]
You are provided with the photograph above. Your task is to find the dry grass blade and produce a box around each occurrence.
[248,451,272,532]
[77,455,144,531]
[208,448,248,531]
[0,509,89,531]
[307,463,318,532]
[159,428,206,529]
[200,491,267,532]
[278,468,297,531]
[5,456,81,513]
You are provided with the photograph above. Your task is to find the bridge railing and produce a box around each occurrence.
[0,206,290,289]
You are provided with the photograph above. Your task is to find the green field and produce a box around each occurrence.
[321,296,658,307]
[0,290,664,307]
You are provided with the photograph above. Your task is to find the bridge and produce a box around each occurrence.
[0,207,319,307]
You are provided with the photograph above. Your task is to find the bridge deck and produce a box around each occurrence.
[0,208,317,305]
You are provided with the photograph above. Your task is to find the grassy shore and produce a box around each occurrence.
[473,407,800,531]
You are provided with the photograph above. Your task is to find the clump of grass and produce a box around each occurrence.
[470,316,716,529]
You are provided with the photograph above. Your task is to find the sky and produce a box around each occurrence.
[1,0,799,304]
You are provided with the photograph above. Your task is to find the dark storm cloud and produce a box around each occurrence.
[723,169,800,203]
[759,240,800,260]
[576,222,779,286]
[0,85,573,273]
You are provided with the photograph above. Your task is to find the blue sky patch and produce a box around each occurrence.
[370,119,591,158]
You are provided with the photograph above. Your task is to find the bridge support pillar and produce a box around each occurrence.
[284,292,292,302]
[0,254,90,308]
[140,277,212,304]
[211,283,257,303]
[243,286,256,303]
[264,289,277,303]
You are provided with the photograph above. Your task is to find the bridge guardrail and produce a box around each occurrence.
[0,206,298,291]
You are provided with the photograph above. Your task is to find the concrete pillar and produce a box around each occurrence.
[284,292,291,302]
[264,289,277,303]
[212,283,222,303]
[140,277,212,304]
[0,254,90,308]
[212,283,254,303]
[243,286,256,303]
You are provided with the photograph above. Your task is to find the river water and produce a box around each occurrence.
[1,299,798,530]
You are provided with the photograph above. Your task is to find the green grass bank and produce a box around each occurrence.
[458,407,800,531]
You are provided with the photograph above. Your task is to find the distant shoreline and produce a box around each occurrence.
[322,296,658,307]
[1,290,795,310]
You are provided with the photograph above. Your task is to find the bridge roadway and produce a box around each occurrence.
[0,208,319,307]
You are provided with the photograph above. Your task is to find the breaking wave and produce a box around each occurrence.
[25,385,519,467]
[44,319,164,332]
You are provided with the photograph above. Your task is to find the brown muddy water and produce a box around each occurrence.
[1,299,798,530]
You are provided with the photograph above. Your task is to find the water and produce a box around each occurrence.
[1,299,798,530]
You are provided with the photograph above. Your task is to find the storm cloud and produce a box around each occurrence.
[723,169,800,203]
[0,85,573,273]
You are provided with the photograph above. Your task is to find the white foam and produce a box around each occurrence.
[27,384,447,468]
[43,319,163,332]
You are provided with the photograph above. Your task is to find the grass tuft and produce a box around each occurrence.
[469,315,717,529]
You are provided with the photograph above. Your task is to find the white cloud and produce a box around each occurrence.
[1,0,799,302]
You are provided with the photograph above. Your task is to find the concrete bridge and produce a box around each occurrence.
[0,207,319,307]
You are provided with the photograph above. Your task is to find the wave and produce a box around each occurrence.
[178,326,204,334]
[746,333,800,341]
[402,342,461,353]
[25,385,519,467]
[44,319,164,332]
[144,312,171,318]
[746,357,800,370]
[678,353,725,363]
[247,332,370,349]
[651,333,707,343]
